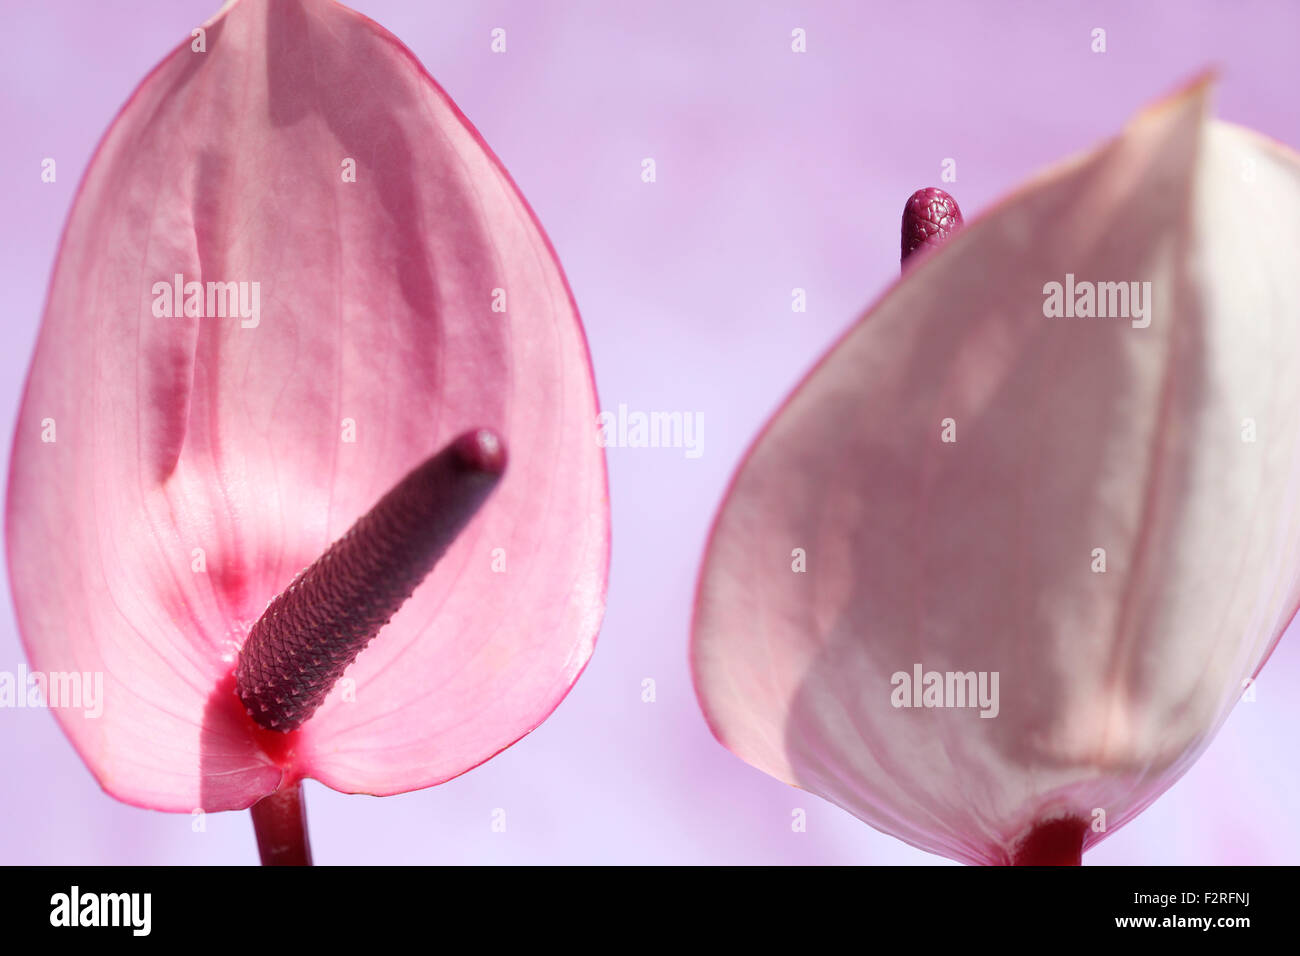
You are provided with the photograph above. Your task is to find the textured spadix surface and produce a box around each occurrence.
[691,82,1300,865]
[6,0,608,811]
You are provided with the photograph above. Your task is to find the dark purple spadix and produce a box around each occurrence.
[235,429,507,732]
[901,187,963,265]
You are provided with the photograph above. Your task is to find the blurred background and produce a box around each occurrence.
[1,0,1297,864]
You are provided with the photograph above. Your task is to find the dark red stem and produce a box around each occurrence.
[1010,817,1087,866]
[250,782,312,866]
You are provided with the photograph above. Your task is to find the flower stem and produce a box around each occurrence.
[250,781,312,866]
[1010,816,1087,866]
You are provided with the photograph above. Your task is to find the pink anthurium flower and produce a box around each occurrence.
[6,0,608,864]
[691,77,1300,866]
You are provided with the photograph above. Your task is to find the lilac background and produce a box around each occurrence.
[2,0,1298,865]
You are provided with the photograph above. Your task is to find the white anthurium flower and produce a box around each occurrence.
[691,77,1300,865]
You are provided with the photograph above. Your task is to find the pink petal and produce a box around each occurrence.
[6,0,608,810]
[691,78,1300,864]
